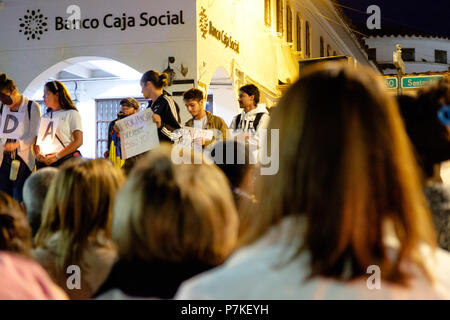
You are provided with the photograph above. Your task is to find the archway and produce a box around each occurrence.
[23,57,143,159]
[208,67,239,127]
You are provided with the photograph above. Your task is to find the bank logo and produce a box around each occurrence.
[19,9,49,40]
[199,7,208,39]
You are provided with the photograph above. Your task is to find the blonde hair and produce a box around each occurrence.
[35,159,125,276]
[241,63,437,284]
[113,144,239,266]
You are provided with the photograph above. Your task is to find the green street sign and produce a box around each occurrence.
[384,77,398,89]
[402,75,443,89]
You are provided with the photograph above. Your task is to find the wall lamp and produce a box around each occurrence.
[163,56,176,86]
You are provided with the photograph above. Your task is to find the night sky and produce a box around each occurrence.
[335,0,450,38]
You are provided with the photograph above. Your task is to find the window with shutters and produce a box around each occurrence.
[368,48,376,61]
[296,14,302,51]
[305,21,311,57]
[320,37,325,57]
[276,0,283,34]
[435,50,448,64]
[402,48,415,62]
[286,5,293,43]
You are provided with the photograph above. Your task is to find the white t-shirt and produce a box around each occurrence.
[193,115,208,129]
[176,217,450,300]
[41,109,82,154]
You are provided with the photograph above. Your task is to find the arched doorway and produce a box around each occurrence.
[23,57,143,159]
[208,67,239,127]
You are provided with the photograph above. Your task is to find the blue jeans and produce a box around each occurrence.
[0,154,32,203]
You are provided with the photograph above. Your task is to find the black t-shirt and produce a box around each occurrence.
[94,258,214,299]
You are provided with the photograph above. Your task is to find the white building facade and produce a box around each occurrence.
[0,0,375,158]
[365,35,450,75]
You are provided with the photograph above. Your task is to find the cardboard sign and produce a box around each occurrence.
[115,108,159,159]
[37,118,61,155]
[0,109,25,139]
[177,126,214,147]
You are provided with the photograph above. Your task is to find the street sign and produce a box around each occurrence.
[402,75,443,89]
[385,77,398,89]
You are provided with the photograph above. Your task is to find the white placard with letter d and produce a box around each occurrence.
[0,109,25,139]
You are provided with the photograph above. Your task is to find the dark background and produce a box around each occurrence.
[335,0,450,38]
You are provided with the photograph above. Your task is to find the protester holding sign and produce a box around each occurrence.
[35,81,83,168]
[104,97,140,169]
[141,70,181,142]
[183,88,228,148]
[0,74,41,202]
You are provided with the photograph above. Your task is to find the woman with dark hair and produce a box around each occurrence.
[176,64,450,299]
[35,81,83,167]
[0,73,41,202]
[397,78,450,251]
[140,70,181,143]
[0,191,32,257]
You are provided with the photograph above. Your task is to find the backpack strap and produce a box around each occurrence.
[27,100,32,121]
[234,114,242,130]
[252,113,264,131]
[0,101,32,120]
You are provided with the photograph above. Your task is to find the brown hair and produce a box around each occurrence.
[35,159,125,276]
[141,70,169,89]
[183,88,204,102]
[0,192,32,257]
[113,144,239,266]
[44,81,77,111]
[120,97,140,110]
[241,63,437,284]
[0,73,17,93]
[239,84,260,105]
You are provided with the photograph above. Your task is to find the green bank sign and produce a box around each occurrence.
[402,75,443,88]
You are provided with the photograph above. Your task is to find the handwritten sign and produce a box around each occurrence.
[176,127,214,147]
[37,118,61,155]
[115,108,159,159]
[0,109,25,139]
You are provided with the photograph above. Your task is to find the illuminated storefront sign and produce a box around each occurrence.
[199,7,239,54]
[55,10,185,31]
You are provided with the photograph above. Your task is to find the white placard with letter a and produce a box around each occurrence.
[37,118,61,155]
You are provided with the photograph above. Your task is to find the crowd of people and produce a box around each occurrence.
[0,63,449,300]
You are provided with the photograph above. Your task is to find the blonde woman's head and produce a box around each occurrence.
[35,159,125,271]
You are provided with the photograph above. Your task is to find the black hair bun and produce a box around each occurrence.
[0,73,7,84]
[159,73,169,87]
